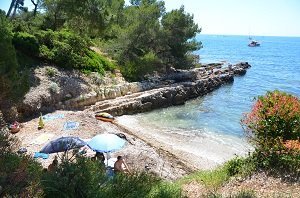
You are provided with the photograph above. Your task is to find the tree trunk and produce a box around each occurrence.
[12,0,19,18]
[30,0,38,16]
[6,0,16,18]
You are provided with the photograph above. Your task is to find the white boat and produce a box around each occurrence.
[248,40,260,47]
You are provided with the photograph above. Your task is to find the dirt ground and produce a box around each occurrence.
[14,110,191,180]
[183,172,300,197]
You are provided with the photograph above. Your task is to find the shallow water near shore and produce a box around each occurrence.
[119,35,300,168]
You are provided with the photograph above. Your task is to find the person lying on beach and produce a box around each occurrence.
[114,156,130,174]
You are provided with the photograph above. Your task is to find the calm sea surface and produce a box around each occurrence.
[118,35,300,163]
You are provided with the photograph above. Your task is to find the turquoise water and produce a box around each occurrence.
[131,35,300,138]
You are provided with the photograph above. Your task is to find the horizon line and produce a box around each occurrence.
[199,33,300,38]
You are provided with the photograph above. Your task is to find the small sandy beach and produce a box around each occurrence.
[14,108,252,181]
[15,110,192,180]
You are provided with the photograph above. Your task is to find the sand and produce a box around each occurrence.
[14,110,192,180]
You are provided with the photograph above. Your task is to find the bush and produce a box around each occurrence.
[41,156,107,197]
[181,167,229,192]
[0,123,43,197]
[242,90,300,177]
[224,156,256,177]
[242,90,300,145]
[41,155,179,198]
[121,51,161,81]
[35,30,116,74]
[147,182,182,198]
[12,32,39,56]
[45,67,56,77]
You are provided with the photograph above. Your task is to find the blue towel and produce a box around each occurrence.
[34,152,49,159]
[63,121,79,130]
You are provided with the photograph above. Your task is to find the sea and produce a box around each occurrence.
[117,35,300,167]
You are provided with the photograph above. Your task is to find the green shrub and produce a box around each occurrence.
[147,182,182,198]
[39,45,54,60]
[0,127,43,197]
[104,172,160,198]
[242,90,300,146]
[121,51,161,81]
[224,156,256,177]
[180,167,229,192]
[12,32,39,56]
[34,30,56,49]
[51,40,75,68]
[41,155,175,198]
[34,30,116,74]
[242,90,300,177]
[41,156,107,197]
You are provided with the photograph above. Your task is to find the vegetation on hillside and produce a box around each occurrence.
[0,0,201,110]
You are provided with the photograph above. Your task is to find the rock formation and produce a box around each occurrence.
[17,62,251,118]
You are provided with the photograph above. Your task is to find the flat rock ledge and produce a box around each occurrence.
[87,62,251,116]
[16,62,250,118]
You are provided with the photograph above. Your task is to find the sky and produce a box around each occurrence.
[1,0,300,37]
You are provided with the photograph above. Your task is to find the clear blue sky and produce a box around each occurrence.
[1,0,300,37]
[164,0,300,37]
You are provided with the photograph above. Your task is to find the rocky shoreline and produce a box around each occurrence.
[14,62,250,120]
[88,62,250,116]
[3,62,252,179]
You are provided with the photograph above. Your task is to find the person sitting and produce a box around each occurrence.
[48,156,58,172]
[114,156,130,174]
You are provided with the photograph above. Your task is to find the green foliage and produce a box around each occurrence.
[45,67,56,77]
[224,156,256,178]
[100,1,201,79]
[10,11,46,33]
[41,155,180,198]
[27,29,116,74]
[0,10,18,75]
[147,182,182,198]
[121,51,162,81]
[42,0,125,37]
[242,90,300,144]
[0,124,43,197]
[242,90,300,177]
[41,156,107,197]
[13,31,40,56]
[161,6,202,69]
[0,10,30,104]
[104,172,160,198]
[180,167,229,191]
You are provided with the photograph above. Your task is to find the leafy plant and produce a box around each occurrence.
[242,90,300,145]
[45,67,56,77]
[180,167,230,192]
[12,32,40,56]
[0,119,43,197]
[241,90,300,177]
[147,182,182,198]
[224,156,256,178]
